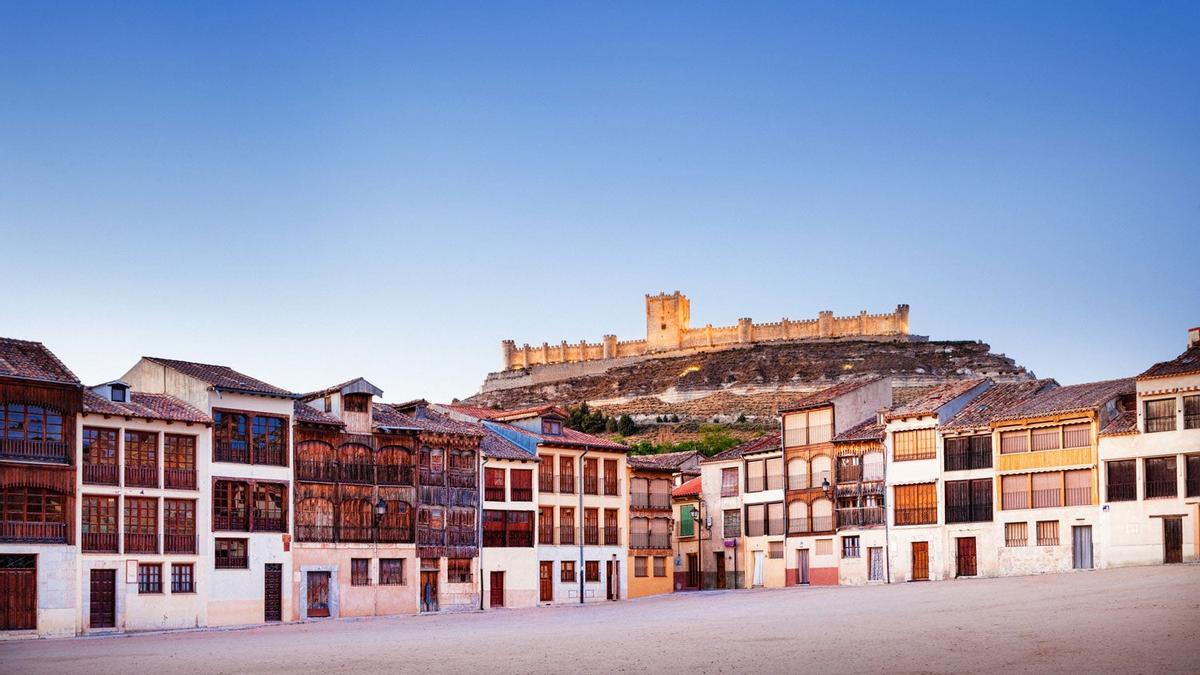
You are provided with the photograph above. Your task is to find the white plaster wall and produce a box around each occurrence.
[0,544,77,638]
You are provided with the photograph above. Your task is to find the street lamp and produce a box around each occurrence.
[821,477,831,497]
[689,504,703,591]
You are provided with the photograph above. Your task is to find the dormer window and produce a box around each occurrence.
[542,419,563,435]
[323,396,332,413]
[344,394,369,413]
[110,385,128,403]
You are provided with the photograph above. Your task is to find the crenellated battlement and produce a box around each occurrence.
[501,293,910,370]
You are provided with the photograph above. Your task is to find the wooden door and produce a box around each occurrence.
[752,551,765,586]
[490,571,505,608]
[1163,517,1183,564]
[306,571,330,618]
[714,553,726,589]
[911,542,929,581]
[264,563,282,621]
[1072,526,1093,569]
[88,568,115,629]
[686,553,700,589]
[605,561,615,600]
[1,555,38,631]
[539,561,553,602]
[798,549,810,585]
[956,537,977,577]
[420,571,439,612]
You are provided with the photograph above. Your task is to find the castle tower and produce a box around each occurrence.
[646,291,690,352]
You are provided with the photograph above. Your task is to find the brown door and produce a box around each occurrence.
[911,542,929,581]
[87,568,115,629]
[539,561,553,602]
[956,537,977,577]
[1,555,38,630]
[420,571,439,612]
[1164,517,1183,564]
[798,549,810,585]
[264,564,282,621]
[306,571,330,618]
[686,553,700,589]
[605,560,618,600]
[714,552,726,589]
[490,571,505,608]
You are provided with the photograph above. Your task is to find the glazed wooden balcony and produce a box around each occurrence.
[295,524,335,542]
[83,463,119,486]
[629,532,672,549]
[164,468,197,490]
[213,509,249,531]
[0,438,70,463]
[1,520,67,543]
[836,506,885,527]
[164,533,198,554]
[124,465,159,488]
[83,531,118,552]
[124,532,159,554]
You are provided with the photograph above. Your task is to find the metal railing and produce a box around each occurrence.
[1031,488,1061,509]
[214,441,250,464]
[603,526,620,546]
[1064,486,1092,506]
[945,504,992,524]
[894,507,936,526]
[510,486,534,502]
[214,510,249,531]
[1144,480,1176,499]
[254,509,286,532]
[558,525,576,545]
[1106,482,1136,502]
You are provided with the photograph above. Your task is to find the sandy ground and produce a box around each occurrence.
[3,565,1198,674]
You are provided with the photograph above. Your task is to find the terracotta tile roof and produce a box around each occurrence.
[297,377,382,402]
[627,450,699,472]
[293,401,345,427]
[376,403,484,437]
[143,357,292,397]
[885,378,989,421]
[991,378,1136,423]
[1138,345,1200,380]
[499,423,629,452]
[704,432,780,462]
[1099,409,1138,437]
[481,429,538,461]
[778,378,882,414]
[672,476,702,498]
[941,380,1058,431]
[833,418,885,443]
[83,390,211,424]
[445,403,568,422]
[0,338,80,385]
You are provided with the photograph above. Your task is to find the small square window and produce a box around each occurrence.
[634,557,648,577]
[653,556,667,577]
[351,558,371,586]
[380,559,405,585]
[585,560,599,582]
[138,563,162,594]
[171,563,194,593]
[111,385,127,403]
[842,536,861,558]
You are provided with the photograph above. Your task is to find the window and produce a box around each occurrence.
[1106,460,1136,501]
[125,430,158,487]
[448,558,472,583]
[1188,455,1200,498]
[767,502,785,535]
[539,457,555,493]
[945,479,993,523]
[1145,457,1178,498]
[82,427,119,485]
[351,558,371,586]
[585,560,599,582]
[603,459,619,495]
[82,495,117,551]
[559,456,575,494]
[894,483,937,525]
[539,506,555,545]
[1064,469,1091,506]
[583,508,599,545]
[485,467,506,501]
[1,403,65,442]
[1031,427,1060,452]
[323,396,332,413]
[138,563,162,594]
[215,538,248,569]
[164,499,196,554]
[1005,522,1028,547]
[214,411,287,465]
[842,536,861,558]
[746,504,765,536]
[679,505,694,537]
[343,394,369,412]
[164,434,197,489]
[653,556,667,577]
[111,385,127,402]
[511,469,533,501]
[1062,424,1090,449]
[769,541,784,559]
[1001,474,1030,510]
[583,458,599,495]
[542,419,562,435]
[251,415,287,465]
[723,509,741,538]
[893,429,936,461]
[482,510,534,547]
[999,430,1028,454]
[253,482,287,532]
[1144,399,1176,433]
[560,507,575,545]
[635,556,648,577]
[124,497,158,553]
[721,468,739,497]
[746,460,765,492]
[783,408,832,447]
[1031,472,1061,508]
[380,559,405,585]
[1185,396,1200,430]
[1036,520,1059,546]
[560,560,575,582]
[815,538,832,556]
[171,563,194,593]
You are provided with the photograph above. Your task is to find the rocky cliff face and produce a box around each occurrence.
[464,338,1031,419]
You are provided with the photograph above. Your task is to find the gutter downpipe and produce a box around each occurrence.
[479,454,487,611]
[884,429,893,585]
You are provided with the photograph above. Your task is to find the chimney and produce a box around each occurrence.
[1190,327,1200,348]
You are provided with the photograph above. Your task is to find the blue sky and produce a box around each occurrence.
[2,2,1197,403]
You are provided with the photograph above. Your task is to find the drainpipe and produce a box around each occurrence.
[579,447,589,604]
[884,433,892,585]
[479,454,487,611]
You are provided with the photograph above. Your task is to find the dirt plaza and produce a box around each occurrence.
[3,564,1197,674]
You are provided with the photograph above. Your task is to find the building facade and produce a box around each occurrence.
[479,429,539,609]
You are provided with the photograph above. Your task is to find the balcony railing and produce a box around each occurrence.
[483,529,507,547]
[810,515,833,532]
[164,468,197,490]
[745,519,786,537]
[125,465,158,488]
[340,463,374,484]
[1031,488,1061,509]
[945,447,992,472]
[603,526,620,546]
[1107,482,1136,502]
[215,555,248,569]
[83,463,119,486]
[1065,486,1092,506]
[449,488,478,508]
[788,474,809,490]
[631,492,672,510]
[1145,480,1177,499]
[214,510,249,531]
[583,476,599,495]
[449,471,477,489]
[894,507,936,526]
[255,446,287,467]
[603,479,620,496]
[1,520,67,543]
[295,524,335,542]
[214,441,250,464]
[583,525,599,545]
[0,438,70,463]
[945,504,992,524]
[419,468,445,486]
[767,474,786,491]
[511,486,533,502]
[747,476,765,492]
[447,529,476,546]
[539,471,554,493]
[376,465,413,486]
[124,533,159,554]
[485,486,506,502]
[1187,476,1200,498]
[82,531,118,552]
[417,527,445,546]
[378,526,412,543]
[837,465,862,483]
[254,509,285,532]
[538,528,555,545]
[558,525,576,545]
[784,424,834,447]
[787,517,809,534]
[836,506,885,527]
[862,463,885,482]
[629,532,672,549]
[296,460,337,482]
[164,533,198,554]
[341,525,374,543]
[559,474,575,494]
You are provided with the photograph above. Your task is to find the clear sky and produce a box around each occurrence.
[2,2,1197,403]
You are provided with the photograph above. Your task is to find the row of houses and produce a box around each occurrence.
[2,327,1196,636]
[684,327,1199,589]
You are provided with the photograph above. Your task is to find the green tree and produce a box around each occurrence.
[617,414,636,436]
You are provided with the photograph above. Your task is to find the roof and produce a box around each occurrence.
[991,378,1136,423]
[143,357,292,397]
[885,378,988,421]
[486,419,629,452]
[292,401,345,427]
[376,403,484,437]
[672,476,702,498]
[0,338,80,385]
[1099,409,1138,437]
[627,450,699,472]
[941,380,1058,431]
[778,378,881,414]
[704,432,780,462]
[298,377,383,402]
[83,390,211,424]
[833,418,885,443]
[1138,345,1200,381]
[481,429,538,461]
[445,403,568,423]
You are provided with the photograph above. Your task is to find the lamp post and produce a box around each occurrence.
[373,498,386,617]
[689,503,703,591]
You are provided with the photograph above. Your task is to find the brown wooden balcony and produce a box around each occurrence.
[164,468,197,490]
[449,488,478,508]
[447,529,476,546]
[419,468,445,486]
[125,465,158,488]
[296,460,336,483]
[83,463,119,486]
[376,465,413,486]
[0,438,70,463]
[295,524,334,542]
[449,471,477,489]
[836,506,885,527]
[164,533,197,554]
[124,532,159,554]
[417,527,445,546]
[378,526,412,543]
[837,465,863,483]
[629,532,671,549]
[83,531,118,552]
[340,525,373,543]
[1,520,67,543]
[339,462,374,484]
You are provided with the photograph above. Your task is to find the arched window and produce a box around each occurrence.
[379,500,412,542]
[295,441,335,482]
[3,403,65,442]
[811,498,833,531]
[339,498,372,542]
[810,455,832,489]
[377,446,413,485]
[787,458,809,489]
[296,497,334,541]
[788,500,809,533]
[338,443,374,484]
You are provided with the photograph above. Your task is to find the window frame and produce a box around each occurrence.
[137,563,163,594]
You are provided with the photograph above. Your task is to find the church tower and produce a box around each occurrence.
[645,291,690,353]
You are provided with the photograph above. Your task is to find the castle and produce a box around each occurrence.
[500,292,911,371]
